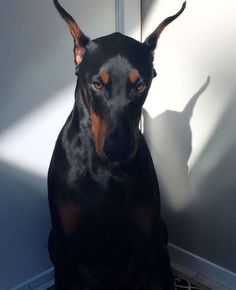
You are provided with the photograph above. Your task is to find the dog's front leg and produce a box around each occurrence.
[48,229,73,290]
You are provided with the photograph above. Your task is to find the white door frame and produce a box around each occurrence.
[116,0,141,40]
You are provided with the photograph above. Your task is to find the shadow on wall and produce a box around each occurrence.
[0,160,51,289]
[187,90,236,269]
[0,1,75,287]
[143,76,210,211]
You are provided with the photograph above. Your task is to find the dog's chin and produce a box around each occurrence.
[95,148,136,164]
[104,149,137,164]
[94,139,139,163]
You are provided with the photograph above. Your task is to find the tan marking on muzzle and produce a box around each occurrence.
[91,111,108,159]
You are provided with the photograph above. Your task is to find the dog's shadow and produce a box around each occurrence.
[142,76,210,210]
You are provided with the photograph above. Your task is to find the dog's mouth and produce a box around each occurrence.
[93,133,139,163]
[102,132,140,163]
[102,127,139,163]
[103,148,135,163]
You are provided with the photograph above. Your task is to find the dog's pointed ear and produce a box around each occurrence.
[144,2,186,55]
[53,0,93,65]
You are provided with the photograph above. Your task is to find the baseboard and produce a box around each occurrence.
[10,268,54,290]
[168,243,236,290]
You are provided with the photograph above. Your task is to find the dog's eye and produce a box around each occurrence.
[92,81,102,91]
[136,82,146,93]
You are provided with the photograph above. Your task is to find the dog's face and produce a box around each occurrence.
[53,0,186,162]
[78,34,154,162]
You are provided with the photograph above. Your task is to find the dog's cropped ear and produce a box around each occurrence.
[53,0,93,65]
[144,1,186,55]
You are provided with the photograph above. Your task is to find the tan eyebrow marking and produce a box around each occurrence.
[100,70,110,84]
[129,69,140,83]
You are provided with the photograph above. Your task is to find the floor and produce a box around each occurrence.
[172,264,230,290]
[46,274,214,290]
[44,265,231,290]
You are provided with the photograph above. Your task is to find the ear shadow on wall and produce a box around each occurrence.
[143,76,210,211]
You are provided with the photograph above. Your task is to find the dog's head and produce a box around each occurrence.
[53,0,186,163]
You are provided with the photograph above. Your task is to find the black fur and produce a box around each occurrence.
[48,1,186,289]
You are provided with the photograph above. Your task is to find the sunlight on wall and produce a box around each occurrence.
[0,85,74,177]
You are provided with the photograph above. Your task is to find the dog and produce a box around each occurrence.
[48,1,186,289]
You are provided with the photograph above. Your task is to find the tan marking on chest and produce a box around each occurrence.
[134,206,155,234]
[58,203,81,235]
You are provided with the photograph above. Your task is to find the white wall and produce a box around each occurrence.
[2,0,235,287]
[0,0,115,288]
[142,0,236,276]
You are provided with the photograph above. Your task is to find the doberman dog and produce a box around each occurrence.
[48,1,186,289]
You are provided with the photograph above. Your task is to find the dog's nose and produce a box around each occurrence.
[103,126,132,162]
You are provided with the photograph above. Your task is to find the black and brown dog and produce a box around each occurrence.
[48,1,186,289]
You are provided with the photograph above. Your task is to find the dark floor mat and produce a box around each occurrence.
[47,276,210,289]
